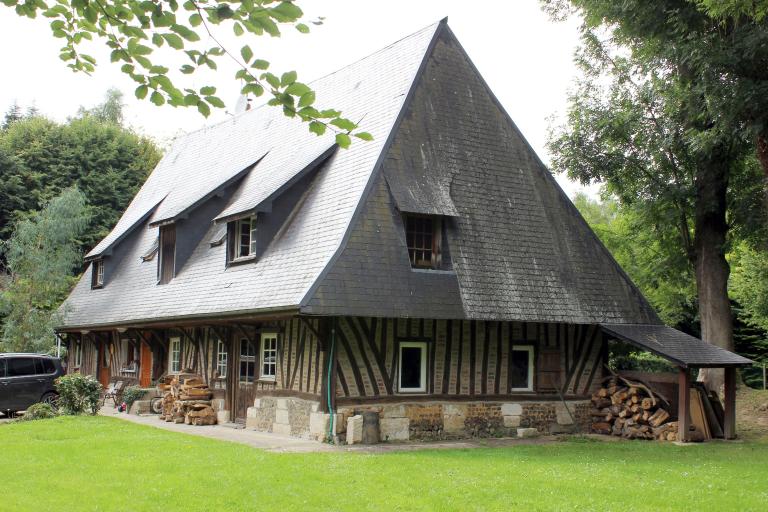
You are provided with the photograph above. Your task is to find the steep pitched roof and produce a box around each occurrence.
[300,25,660,325]
[62,21,442,328]
[62,20,659,330]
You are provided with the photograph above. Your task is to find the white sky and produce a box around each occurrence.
[0,0,598,197]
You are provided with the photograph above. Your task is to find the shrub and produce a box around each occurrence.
[20,402,57,421]
[55,374,102,415]
[122,386,146,413]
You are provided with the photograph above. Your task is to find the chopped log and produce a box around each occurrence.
[648,409,670,428]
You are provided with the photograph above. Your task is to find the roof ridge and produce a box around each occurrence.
[165,19,448,142]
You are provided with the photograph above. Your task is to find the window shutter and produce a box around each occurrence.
[249,215,258,257]
[226,222,235,264]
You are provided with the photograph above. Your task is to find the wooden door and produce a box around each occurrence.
[139,341,152,387]
[234,336,257,422]
[97,341,110,388]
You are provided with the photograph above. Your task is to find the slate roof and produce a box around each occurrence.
[62,19,662,331]
[601,324,753,367]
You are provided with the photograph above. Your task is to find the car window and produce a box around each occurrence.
[0,359,5,378]
[6,357,37,377]
[41,359,56,374]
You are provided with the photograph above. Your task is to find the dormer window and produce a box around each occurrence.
[91,259,104,289]
[227,215,257,264]
[236,216,257,259]
[157,224,176,284]
[404,214,442,269]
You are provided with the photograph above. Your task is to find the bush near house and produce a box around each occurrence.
[17,402,57,421]
[55,374,102,415]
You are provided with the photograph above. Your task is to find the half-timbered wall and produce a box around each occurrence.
[279,318,324,396]
[334,318,604,401]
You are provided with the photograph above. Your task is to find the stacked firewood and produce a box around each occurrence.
[157,374,216,426]
[591,374,675,441]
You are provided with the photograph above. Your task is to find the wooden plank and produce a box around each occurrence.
[678,368,691,442]
[724,366,737,439]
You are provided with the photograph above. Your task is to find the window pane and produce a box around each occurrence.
[0,359,5,377]
[40,359,55,374]
[7,358,36,377]
[510,349,531,389]
[400,346,423,389]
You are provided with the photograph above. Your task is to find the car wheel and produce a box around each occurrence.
[41,392,59,409]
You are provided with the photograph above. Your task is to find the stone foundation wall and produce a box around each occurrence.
[338,399,592,442]
[246,396,591,443]
[246,396,320,438]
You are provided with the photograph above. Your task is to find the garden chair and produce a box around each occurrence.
[102,380,125,407]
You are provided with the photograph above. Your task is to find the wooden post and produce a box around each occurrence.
[723,366,737,440]
[678,367,691,442]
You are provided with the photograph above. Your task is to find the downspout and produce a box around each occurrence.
[326,319,336,443]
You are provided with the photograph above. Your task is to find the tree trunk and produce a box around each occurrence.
[694,145,732,392]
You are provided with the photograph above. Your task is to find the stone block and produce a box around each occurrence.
[556,402,574,425]
[380,417,410,441]
[309,412,342,441]
[129,400,151,415]
[517,427,539,439]
[443,403,467,417]
[275,408,290,425]
[501,403,522,416]
[311,402,319,413]
[210,398,225,412]
[346,415,364,445]
[503,415,521,428]
[276,398,288,410]
[272,422,292,436]
[216,410,230,424]
[246,407,258,419]
[443,414,466,433]
[380,404,406,418]
[253,398,261,408]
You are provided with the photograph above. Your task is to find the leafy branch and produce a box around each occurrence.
[1,0,371,147]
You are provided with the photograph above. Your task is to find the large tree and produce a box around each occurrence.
[0,0,369,145]
[546,1,768,389]
[0,187,90,353]
[0,92,162,252]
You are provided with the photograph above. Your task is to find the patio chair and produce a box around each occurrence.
[102,380,125,407]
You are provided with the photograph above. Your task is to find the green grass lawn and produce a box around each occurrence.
[2,416,767,511]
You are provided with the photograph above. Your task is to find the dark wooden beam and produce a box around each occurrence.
[723,366,737,440]
[678,367,691,443]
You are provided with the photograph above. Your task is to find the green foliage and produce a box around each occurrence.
[55,374,102,415]
[0,0,370,144]
[730,243,768,336]
[608,343,677,373]
[694,0,768,22]
[0,188,90,353]
[18,402,58,422]
[121,386,146,412]
[0,94,162,249]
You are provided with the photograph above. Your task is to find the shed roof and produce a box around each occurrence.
[601,324,753,368]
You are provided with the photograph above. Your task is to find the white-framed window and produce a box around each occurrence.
[235,215,257,260]
[239,338,256,383]
[92,259,104,288]
[73,342,82,368]
[216,339,227,378]
[510,345,534,391]
[398,341,427,393]
[169,336,181,374]
[260,333,278,380]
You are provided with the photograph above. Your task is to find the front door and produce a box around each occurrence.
[97,341,110,388]
[234,337,257,422]
[139,341,153,387]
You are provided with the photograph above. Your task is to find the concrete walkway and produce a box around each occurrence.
[99,407,576,453]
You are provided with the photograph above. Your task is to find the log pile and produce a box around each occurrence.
[591,374,677,441]
[157,374,216,426]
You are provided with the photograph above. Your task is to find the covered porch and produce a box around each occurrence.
[601,324,753,442]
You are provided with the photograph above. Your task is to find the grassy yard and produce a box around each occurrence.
[1,416,767,511]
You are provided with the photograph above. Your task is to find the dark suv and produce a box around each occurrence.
[0,353,64,415]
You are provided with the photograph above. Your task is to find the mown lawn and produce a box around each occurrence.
[1,416,767,511]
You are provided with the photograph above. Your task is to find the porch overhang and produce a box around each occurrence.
[600,323,753,369]
[601,323,751,442]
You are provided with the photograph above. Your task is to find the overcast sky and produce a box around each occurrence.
[0,0,597,197]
